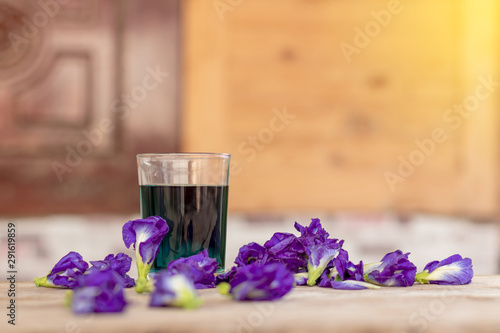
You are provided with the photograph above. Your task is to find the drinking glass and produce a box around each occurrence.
[137,153,230,271]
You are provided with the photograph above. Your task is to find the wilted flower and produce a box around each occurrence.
[364,250,416,287]
[415,254,473,285]
[264,232,307,272]
[223,262,294,301]
[149,272,202,309]
[70,270,127,314]
[166,249,218,289]
[34,252,89,289]
[235,242,269,267]
[88,253,135,288]
[122,216,169,293]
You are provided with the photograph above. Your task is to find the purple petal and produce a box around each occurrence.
[229,263,294,301]
[166,249,218,289]
[264,232,307,272]
[216,266,238,285]
[235,242,269,267]
[88,253,135,288]
[72,270,126,314]
[122,216,169,264]
[45,252,89,289]
[421,255,473,285]
[365,250,416,287]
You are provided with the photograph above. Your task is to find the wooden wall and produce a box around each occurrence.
[182,0,500,219]
[0,0,180,215]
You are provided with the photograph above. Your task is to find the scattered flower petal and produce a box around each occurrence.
[364,250,416,287]
[88,253,135,288]
[150,272,202,309]
[122,216,169,293]
[34,252,88,289]
[416,254,473,285]
[264,232,307,273]
[321,280,381,290]
[294,272,309,286]
[166,249,218,289]
[216,266,238,285]
[235,242,269,267]
[228,263,294,301]
[70,270,126,314]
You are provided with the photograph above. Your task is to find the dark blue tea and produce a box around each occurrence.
[140,185,228,271]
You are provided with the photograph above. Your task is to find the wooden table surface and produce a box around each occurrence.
[2,276,500,333]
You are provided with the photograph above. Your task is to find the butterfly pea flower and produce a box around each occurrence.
[149,272,202,309]
[216,266,238,285]
[364,250,417,287]
[415,254,473,285]
[305,240,343,286]
[294,218,331,247]
[320,279,381,290]
[294,218,344,286]
[293,272,309,286]
[122,216,169,293]
[264,232,307,273]
[319,262,379,290]
[235,242,270,267]
[69,269,127,314]
[221,262,294,301]
[35,251,89,289]
[166,249,219,289]
[88,253,135,288]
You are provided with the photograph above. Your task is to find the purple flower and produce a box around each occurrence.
[416,254,473,285]
[305,240,343,286]
[88,253,135,288]
[216,266,238,285]
[122,216,169,293]
[294,219,345,286]
[34,252,89,289]
[294,218,330,243]
[294,272,309,286]
[327,249,364,282]
[70,270,126,314]
[235,242,269,267]
[149,272,202,309]
[166,249,218,289]
[223,263,294,301]
[264,232,307,273]
[364,250,417,287]
[320,279,381,290]
[318,260,378,290]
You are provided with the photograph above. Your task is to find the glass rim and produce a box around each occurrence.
[137,152,230,160]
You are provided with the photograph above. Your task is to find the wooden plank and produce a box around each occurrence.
[182,0,499,218]
[2,276,500,332]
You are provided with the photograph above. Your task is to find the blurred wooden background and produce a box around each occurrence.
[0,0,499,219]
[182,0,500,219]
[0,0,179,214]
